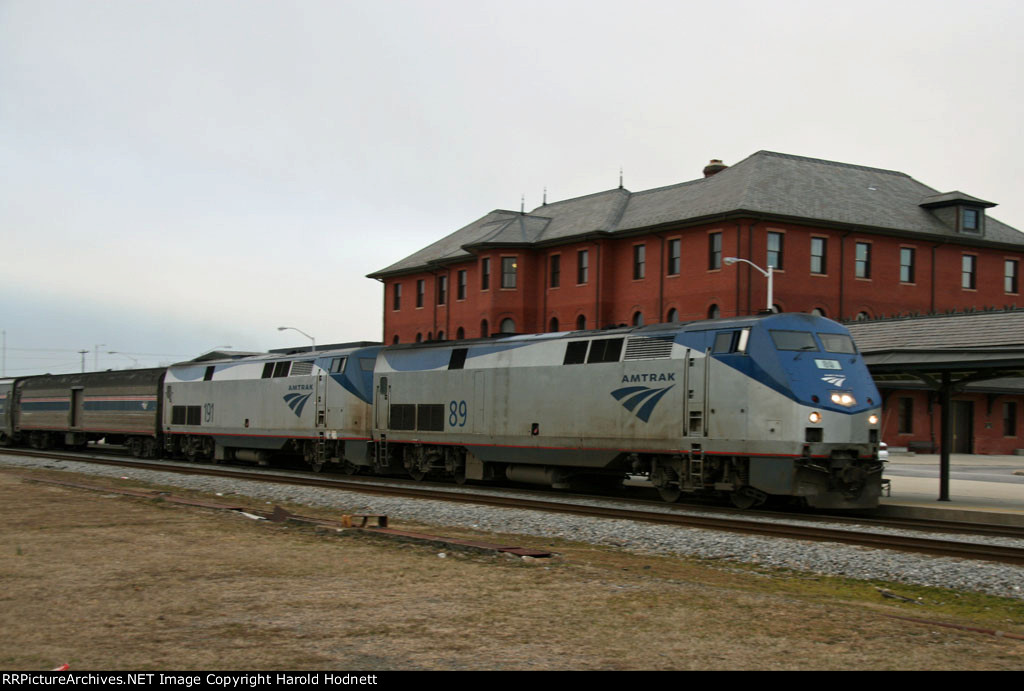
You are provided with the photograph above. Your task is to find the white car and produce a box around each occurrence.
[878,442,889,461]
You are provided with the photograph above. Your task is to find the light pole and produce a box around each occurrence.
[723,257,774,312]
[277,326,315,352]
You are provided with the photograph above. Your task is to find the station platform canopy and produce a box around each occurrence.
[847,309,1024,500]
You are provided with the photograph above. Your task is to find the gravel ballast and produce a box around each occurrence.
[4,453,1023,601]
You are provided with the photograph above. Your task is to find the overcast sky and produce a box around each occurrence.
[3,0,1023,375]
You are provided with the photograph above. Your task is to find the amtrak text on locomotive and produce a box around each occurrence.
[620,372,675,383]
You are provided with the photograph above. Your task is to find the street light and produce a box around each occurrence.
[277,326,315,352]
[723,257,774,312]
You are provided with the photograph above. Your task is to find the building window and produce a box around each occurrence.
[481,258,490,290]
[900,248,916,284]
[457,270,467,300]
[811,307,826,317]
[549,317,559,332]
[392,283,402,310]
[962,254,977,289]
[632,311,644,326]
[437,275,447,305]
[667,239,680,275]
[1006,260,1019,294]
[550,255,560,288]
[898,397,914,434]
[766,232,783,269]
[415,333,422,343]
[501,257,517,289]
[666,308,678,322]
[499,318,515,333]
[962,208,980,233]
[810,237,826,275]
[456,327,464,339]
[855,242,871,279]
[1004,402,1017,436]
[708,232,721,270]
[633,244,646,280]
[416,279,425,308]
[480,319,489,337]
[576,314,586,330]
[392,335,399,344]
[577,250,589,284]
[708,304,720,319]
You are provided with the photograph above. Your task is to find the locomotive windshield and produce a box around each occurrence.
[769,330,818,351]
[819,333,856,353]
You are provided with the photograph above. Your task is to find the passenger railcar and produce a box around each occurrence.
[372,313,884,509]
[0,379,14,446]
[162,343,383,471]
[12,369,165,455]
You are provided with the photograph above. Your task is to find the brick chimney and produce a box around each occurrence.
[703,159,728,177]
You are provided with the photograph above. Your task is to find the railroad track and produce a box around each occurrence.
[4,446,1024,567]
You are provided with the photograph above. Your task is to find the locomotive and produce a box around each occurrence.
[0,313,885,509]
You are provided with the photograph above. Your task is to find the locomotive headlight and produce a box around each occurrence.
[868,414,879,425]
[809,411,822,424]
[829,392,857,407]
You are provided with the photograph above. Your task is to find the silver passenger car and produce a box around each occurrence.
[13,369,165,455]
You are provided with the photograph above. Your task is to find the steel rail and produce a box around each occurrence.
[6,445,1022,539]
[4,447,1024,566]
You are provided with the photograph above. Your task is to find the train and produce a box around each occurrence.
[0,312,885,509]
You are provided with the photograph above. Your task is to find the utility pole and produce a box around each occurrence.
[79,350,88,373]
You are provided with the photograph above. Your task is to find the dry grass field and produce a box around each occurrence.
[1,467,1022,671]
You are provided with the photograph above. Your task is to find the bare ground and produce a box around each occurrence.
[1,468,1022,671]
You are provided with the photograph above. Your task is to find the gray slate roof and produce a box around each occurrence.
[370,150,1024,277]
[847,310,1024,353]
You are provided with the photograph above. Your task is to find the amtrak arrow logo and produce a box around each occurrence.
[283,392,313,417]
[611,385,675,423]
[822,374,847,387]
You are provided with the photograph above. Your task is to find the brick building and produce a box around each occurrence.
[370,151,1024,342]
[368,150,1024,452]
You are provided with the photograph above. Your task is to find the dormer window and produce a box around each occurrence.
[961,208,981,233]
[919,191,995,237]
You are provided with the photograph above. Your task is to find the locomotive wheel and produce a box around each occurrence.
[453,466,467,485]
[730,487,766,509]
[409,468,427,481]
[657,486,682,503]
[310,459,325,473]
[129,438,144,458]
[341,461,360,475]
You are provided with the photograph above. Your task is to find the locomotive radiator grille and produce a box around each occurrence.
[624,336,674,360]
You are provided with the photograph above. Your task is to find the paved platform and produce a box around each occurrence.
[877,453,1024,527]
